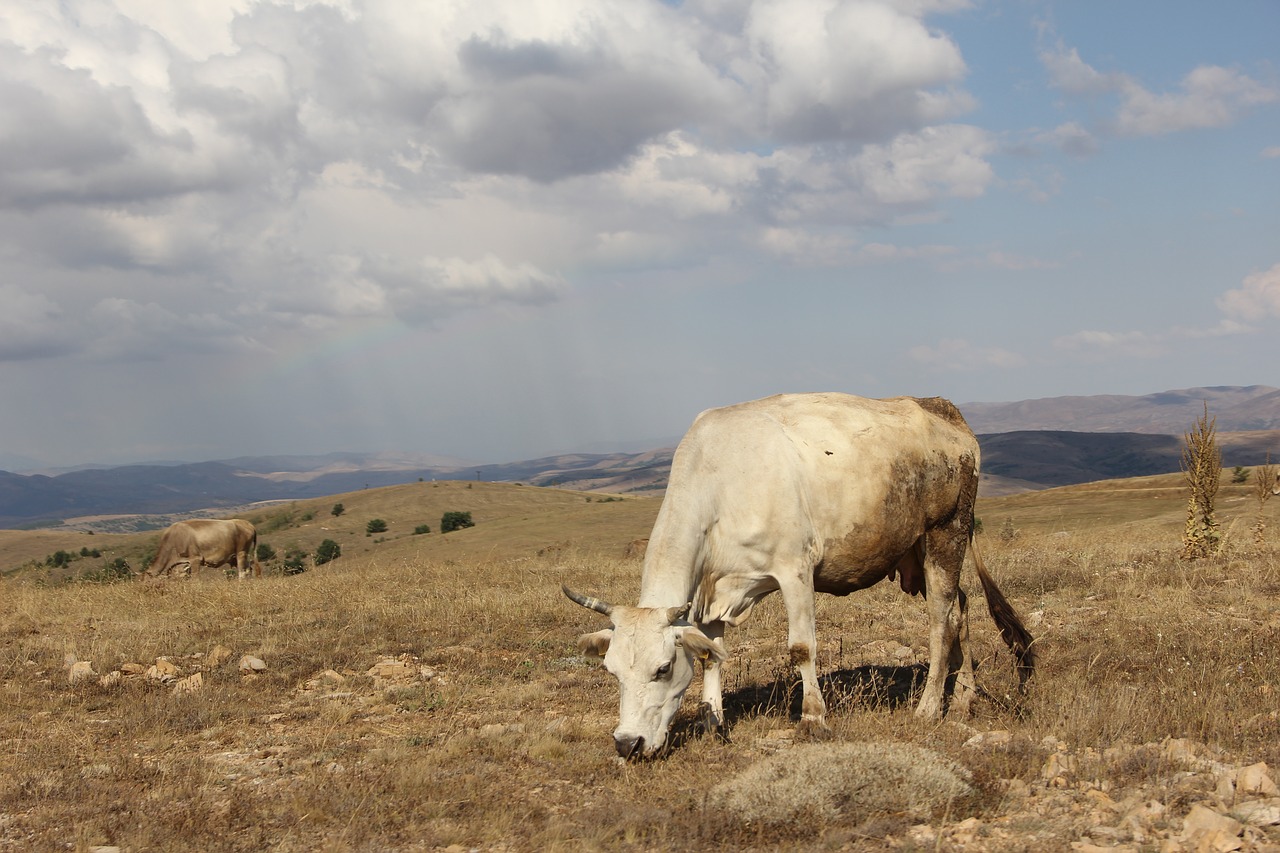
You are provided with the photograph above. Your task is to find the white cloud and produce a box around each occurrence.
[1115,65,1278,136]
[1040,42,1278,137]
[1263,146,1280,159]
[1034,122,1098,158]
[1217,262,1280,323]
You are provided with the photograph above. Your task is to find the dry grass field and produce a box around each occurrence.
[2,474,1279,851]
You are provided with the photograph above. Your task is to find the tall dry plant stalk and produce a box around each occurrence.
[1254,454,1275,547]
[1180,402,1221,560]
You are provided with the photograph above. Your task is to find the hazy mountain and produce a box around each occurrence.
[960,385,1280,434]
[3,387,1279,528]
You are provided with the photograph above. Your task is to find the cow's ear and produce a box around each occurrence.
[678,627,727,664]
[577,629,613,659]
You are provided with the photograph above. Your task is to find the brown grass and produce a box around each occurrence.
[2,475,1279,850]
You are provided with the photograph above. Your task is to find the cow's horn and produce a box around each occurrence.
[563,585,613,616]
[666,603,692,625]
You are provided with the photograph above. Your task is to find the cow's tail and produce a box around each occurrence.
[970,534,1035,689]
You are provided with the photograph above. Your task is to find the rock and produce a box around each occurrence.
[98,671,122,688]
[120,663,147,676]
[68,660,98,684]
[963,730,1013,750]
[146,659,180,684]
[1233,798,1280,827]
[239,655,267,673]
[173,672,204,695]
[366,658,415,681]
[1236,763,1279,798]
[207,645,234,668]
[1179,803,1243,852]
[1042,751,1079,785]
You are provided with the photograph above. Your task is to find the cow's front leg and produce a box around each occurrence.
[779,571,830,738]
[697,621,727,738]
[236,552,249,581]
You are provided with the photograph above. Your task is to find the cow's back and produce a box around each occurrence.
[648,393,979,610]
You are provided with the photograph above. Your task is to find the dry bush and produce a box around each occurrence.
[2,485,1280,851]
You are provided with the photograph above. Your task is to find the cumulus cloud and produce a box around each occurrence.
[1217,262,1280,323]
[1040,41,1278,137]
[0,0,996,365]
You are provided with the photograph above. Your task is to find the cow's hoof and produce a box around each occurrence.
[797,717,833,742]
[698,702,727,741]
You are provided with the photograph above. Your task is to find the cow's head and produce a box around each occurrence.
[564,585,725,760]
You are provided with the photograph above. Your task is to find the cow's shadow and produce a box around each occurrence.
[669,663,929,749]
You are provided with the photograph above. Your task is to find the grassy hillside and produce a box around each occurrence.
[2,472,1279,850]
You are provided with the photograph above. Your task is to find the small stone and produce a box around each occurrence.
[120,663,147,676]
[207,645,234,668]
[963,730,1013,750]
[1236,763,1279,798]
[68,660,97,684]
[173,672,204,695]
[239,655,267,673]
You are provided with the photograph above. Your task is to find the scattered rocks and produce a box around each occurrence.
[146,658,181,684]
[365,655,437,687]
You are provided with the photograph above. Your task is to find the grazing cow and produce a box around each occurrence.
[565,393,1035,760]
[147,519,262,580]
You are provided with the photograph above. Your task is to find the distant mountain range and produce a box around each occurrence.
[2,385,1278,529]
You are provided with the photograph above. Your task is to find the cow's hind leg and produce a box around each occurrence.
[916,527,970,720]
[777,564,830,739]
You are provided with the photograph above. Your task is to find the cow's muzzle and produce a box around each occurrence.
[614,734,644,760]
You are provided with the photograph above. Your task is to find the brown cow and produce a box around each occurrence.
[147,519,262,580]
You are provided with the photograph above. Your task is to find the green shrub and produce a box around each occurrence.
[366,519,388,536]
[257,543,277,563]
[315,539,341,565]
[331,503,345,517]
[282,548,307,575]
[414,524,431,535]
[440,511,474,534]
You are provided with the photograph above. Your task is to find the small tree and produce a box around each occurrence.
[1253,455,1275,547]
[366,518,388,536]
[1231,466,1249,484]
[1180,403,1222,560]
[440,511,474,533]
[414,524,431,535]
[314,539,341,565]
[331,503,345,517]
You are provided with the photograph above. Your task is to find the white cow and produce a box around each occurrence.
[565,393,1035,759]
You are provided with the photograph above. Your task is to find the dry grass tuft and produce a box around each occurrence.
[708,742,973,826]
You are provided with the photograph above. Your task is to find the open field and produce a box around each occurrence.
[2,474,1279,851]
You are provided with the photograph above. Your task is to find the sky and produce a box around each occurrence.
[1,0,1277,470]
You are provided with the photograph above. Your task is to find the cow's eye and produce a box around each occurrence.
[655,662,672,679]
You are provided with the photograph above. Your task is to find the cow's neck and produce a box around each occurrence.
[636,492,710,609]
